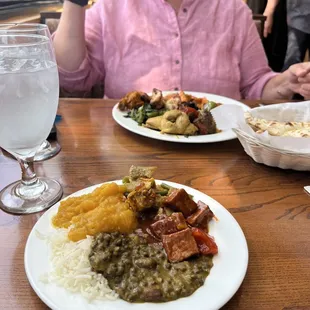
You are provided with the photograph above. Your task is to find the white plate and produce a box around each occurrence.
[25,180,249,310]
[112,91,250,143]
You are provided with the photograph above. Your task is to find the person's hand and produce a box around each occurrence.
[263,10,274,38]
[287,63,310,99]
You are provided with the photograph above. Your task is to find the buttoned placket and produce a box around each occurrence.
[163,2,183,92]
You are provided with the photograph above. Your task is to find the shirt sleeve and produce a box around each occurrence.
[238,4,278,99]
[55,1,105,93]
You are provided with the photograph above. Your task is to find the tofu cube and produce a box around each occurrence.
[163,228,199,262]
[164,189,198,217]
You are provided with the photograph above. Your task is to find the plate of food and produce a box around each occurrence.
[25,166,248,310]
[112,89,250,143]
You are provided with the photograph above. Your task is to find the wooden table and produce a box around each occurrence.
[0,99,309,310]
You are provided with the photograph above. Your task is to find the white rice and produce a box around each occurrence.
[37,229,118,302]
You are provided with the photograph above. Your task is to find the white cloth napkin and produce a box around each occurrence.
[211,101,310,154]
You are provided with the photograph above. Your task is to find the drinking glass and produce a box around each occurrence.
[0,23,61,162]
[0,34,63,214]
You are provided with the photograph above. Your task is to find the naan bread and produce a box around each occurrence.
[282,129,310,138]
[245,112,310,137]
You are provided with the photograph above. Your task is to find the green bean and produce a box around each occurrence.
[146,111,159,118]
[160,183,173,190]
[130,109,136,119]
[156,189,169,196]
[136,106,146,124]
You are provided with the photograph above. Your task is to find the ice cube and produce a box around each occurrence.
[11,59,27,72]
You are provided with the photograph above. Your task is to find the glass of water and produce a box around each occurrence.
[0,34,63,214]
[0,23,61,162]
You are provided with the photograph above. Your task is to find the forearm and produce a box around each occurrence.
[263,0,280,14]
[53,1,86,71]
[262,70,294,100]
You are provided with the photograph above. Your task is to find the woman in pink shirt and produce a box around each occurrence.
[54,0,310,100]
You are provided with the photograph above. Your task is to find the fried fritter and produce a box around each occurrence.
[118,91,150,111]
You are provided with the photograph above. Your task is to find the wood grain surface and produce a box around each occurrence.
[0,99,309,310]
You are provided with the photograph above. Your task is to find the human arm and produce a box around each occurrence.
[237,2,310,100]
[238,3,310,100]
[262,63,310,100]
[53,1,86,71]
[263,0,280,38]
[238,4,278,99]
[53,0,105,92]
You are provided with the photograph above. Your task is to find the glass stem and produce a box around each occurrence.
[17,157,38,186]
[15,156,45,199]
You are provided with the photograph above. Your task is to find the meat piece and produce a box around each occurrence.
[193,110,217,135]
[164,189,198,217]
[151,217,178,239]
[150,88,165,109]
[186,201,214,228]
[150,212,187,239]
[163,228,199,262]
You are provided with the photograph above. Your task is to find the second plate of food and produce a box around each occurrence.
[25,166,248,310]
[112,90,250,143]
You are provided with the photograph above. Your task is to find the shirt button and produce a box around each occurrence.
[175,60,180,64]
[175,33,179,38]
[174,87,179,91]
[183,8,188,13]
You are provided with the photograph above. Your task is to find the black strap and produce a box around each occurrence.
[66,0,89,7]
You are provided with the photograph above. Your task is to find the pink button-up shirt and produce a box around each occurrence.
[57,0,277,100]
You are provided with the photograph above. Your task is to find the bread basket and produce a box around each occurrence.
[233,128,310,171]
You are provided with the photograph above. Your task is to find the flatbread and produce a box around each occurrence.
[245,112,310,137]
[282,129,310,138]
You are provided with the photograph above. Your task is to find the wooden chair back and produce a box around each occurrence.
[253,14,267,39]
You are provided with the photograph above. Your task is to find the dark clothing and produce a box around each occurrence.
[287,0,310,34]
[283,1,310,72]
[247,0,288,72]
[247,0,266,13]
[282,26,310,71]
